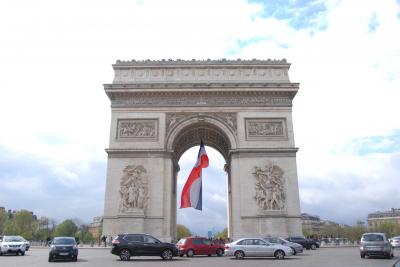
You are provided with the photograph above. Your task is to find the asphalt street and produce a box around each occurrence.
[0,247,398,267]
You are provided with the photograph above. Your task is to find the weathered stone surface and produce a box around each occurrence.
[103,59,302,241]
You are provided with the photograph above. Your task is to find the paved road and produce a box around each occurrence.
[0,247,398,267]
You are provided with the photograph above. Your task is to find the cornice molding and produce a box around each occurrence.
[107,90,295,108]
[114,58,289,67]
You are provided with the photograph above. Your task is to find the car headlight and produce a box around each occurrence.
[360,246,364,250]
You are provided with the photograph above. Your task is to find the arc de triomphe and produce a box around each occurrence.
[102,59,302,241]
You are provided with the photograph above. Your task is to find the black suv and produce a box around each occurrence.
[111,233,179,261]
[286,236,319,250]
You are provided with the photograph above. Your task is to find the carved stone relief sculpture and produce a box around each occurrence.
[253,162,286,210]
[166,112,237,136]
[118,165,149,212]
[117,119,158,140]
[245,118,287,140]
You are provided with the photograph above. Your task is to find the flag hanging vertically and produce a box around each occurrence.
[180,140,209,210]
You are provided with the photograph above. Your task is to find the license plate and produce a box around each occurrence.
[59,253,69,255]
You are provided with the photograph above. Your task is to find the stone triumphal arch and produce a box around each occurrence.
[103,59,302,241]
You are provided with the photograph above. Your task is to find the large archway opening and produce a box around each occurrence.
[176,146,227,237]
[168,120,235,240]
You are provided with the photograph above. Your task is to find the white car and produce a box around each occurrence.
[389,236,400,248]
[0,235,26,256]
[225,238,293,259]
[16,236,30,251]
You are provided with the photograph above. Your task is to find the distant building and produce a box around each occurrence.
[301,213,343,233]
[301,213,324,232]
[367,208,400,228]
[88,216,103,238]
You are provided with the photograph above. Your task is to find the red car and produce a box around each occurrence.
[176,237,224,257]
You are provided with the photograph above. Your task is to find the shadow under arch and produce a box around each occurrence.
[166,115,237,162]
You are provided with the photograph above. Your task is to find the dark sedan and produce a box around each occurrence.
[286,236,319,250]
[111,233,179,261]
[48,236,78,262]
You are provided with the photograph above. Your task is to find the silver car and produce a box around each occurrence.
[360,232,394,259]
[0,235,26,256]
[390,236,400,248]
[225,238,293,259]
[264,236,303,255]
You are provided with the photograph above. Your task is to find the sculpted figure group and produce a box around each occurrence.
[119,165,148,212]
[253,162,286,210]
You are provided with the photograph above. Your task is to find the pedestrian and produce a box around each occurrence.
[101,235,106,247]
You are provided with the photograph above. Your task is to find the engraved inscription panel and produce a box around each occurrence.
[245,118,287,140]
[117,119,158,141]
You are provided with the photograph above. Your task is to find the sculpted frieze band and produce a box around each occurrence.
[113,67,289,83]
[112,94,292,107]
[117,119,158,140]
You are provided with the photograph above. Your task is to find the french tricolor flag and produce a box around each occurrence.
[180,140,209,210]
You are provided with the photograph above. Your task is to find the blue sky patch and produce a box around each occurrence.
[368,13,379,32]
[248,0,328,30]
[348,129,400,155]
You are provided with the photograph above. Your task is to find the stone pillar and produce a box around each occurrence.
[102,152,175,242]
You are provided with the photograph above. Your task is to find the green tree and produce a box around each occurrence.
[176,224,191,240]
[0,209,7,235]
[3,210,37,240]
[34,216,56,241]
[53,219,78,237]
[213,228,228,240]
[76,224,95,242]
[376,221,400,237]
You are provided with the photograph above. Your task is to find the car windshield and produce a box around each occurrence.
[53,238,76,245]
[4,236,22,242]
[362,234,384,242]
[16,236,26,242]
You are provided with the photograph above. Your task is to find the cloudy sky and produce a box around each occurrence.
[1,0,399,236]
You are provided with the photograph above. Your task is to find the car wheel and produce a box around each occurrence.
[20,251,25,256]
[73,257,78,262]
[179,254,183,257]
[186,249,194,257]
[290,247,296,255]
[311,244,317,250]
[234,250,245,260]
[161,249,173,260]
[119,249,131,261]
[216,248,224,257]
[274,250,285,260]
